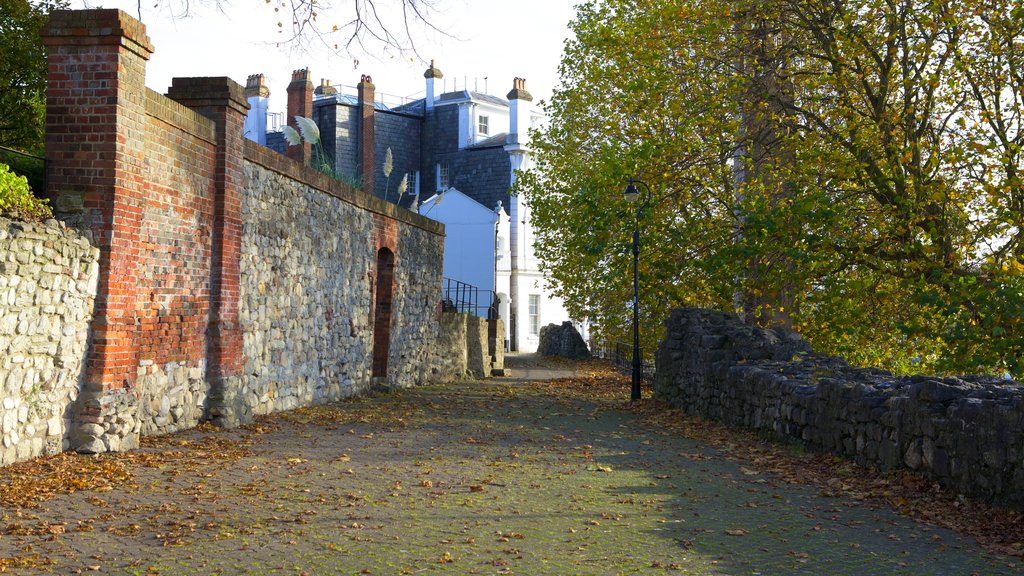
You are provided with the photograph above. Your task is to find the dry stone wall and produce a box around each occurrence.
[653,308,1024,508]
[0,218,99,465]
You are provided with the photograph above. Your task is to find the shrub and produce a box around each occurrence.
[0,162,51,222]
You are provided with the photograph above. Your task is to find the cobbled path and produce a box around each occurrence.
[0,356,1018,575]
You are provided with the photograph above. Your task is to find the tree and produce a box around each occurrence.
[0,0,66,155]
[149,0,445,58]
[519,0,1023,376]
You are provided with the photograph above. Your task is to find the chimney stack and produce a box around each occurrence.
[314,78,337,96]
[243,74,269,145]
[286,68,313,165]
[506,77,533,145]
[357,74,376,195]
[424,60,443,111]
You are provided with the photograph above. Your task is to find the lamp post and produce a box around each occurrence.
[623,179,651,401]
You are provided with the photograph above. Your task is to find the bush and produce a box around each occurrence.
[0,162,51,222]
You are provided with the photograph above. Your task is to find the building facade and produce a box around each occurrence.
[244,64,578,352]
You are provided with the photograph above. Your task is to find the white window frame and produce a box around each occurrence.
[478,115,489,136]
[528,294,540,335]
[437,161,450,191]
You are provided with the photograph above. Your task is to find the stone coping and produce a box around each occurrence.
[243,140,444,236]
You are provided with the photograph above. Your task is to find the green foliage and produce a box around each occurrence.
[0,0,67,155]
[0,163,51,221]
[0,148,45,192]
[520,0,1024,377]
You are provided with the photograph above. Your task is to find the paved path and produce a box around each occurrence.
[500,353,579,381]
[0,356,1018,575]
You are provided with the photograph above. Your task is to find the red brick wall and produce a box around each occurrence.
[138,91,217,367]
[41,8,445,454]
[43,9,155,452]
[43,9,246,450]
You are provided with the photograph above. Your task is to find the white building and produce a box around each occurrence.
[248,63,582,352]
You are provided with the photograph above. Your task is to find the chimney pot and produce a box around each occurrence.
[506,77,533,102]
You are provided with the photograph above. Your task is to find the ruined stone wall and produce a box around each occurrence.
[0,219,99,465]
[424,314,505,383]
[432,312,469,384]
[653,308,1024,508]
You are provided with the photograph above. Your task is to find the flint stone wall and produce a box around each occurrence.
[220,157,444,424]
[654,308,1024,508]
[433,312,469,383]
[0,218,99,465]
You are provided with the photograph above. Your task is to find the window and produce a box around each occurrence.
[478,115,489,136]
[528,294,540,335]
[437,162,450,190]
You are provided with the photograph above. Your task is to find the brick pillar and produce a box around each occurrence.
[42,9,154,454]
[166,77,248,427]
[358,75,376,195]
[286,68,313,165]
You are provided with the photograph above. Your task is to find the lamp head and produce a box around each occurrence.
[623,181,640,203]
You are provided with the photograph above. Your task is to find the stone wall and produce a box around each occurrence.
[426,313,505,382]
[0,218,99,465]
[466,315,489,379]
[12,8,451,463]
[538,321,591,360]
[653,308,1024,508]
[433,312,469,383]
[231,147,444,422]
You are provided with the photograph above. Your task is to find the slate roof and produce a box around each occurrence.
[316,93,423,115]
[468,133,509,149]
[437,90,509,109]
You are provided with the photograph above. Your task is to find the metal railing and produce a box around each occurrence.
[442,278,496,319]
[603,340,655,381]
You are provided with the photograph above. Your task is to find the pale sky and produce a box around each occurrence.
[72,0,578,115]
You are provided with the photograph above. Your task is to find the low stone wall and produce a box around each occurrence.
[653,308,1024,508]
[466,316,489,379]
[0,218,99,465]
[429,313,505,382]
[433,312,469,383]
[490,318,506,376]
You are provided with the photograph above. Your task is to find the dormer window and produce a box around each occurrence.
[478,115,490,136]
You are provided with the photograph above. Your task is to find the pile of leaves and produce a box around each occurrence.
[0,453,132,509]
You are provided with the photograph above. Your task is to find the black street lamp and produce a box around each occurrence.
[623,178,651,401]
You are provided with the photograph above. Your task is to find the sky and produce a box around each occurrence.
[72,0,578,115]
